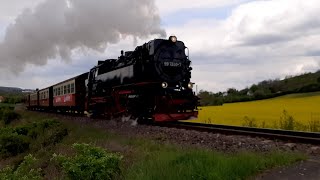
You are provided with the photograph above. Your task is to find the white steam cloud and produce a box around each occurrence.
[0,0,166,74]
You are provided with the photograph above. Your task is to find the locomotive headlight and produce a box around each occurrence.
[169,36,177,43]
[188,82,194,89]
[162,82,168,88]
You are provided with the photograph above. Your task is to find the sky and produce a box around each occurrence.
[1,0,320,92]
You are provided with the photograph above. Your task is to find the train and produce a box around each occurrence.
[26,36,199,122]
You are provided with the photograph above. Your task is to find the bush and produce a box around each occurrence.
[0,120,68,157]
[279,110,295,130]
[25,120,61,138]
[38,120,68,146]
[0,106,14,111]
[0,154,42,180]
[16,120,68,149]
[42,126,68,147]
[1,109,21,125]
[297,83,320,93]
[242,116,258,128]
[0,129,30,157]
[53,143,122,180]
[308,120,320,132]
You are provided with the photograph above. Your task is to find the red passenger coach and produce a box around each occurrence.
[52,73,88,113]
[38,88,53,110]
[28,92,39,110]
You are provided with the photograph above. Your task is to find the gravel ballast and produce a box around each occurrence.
[54,114,320,155]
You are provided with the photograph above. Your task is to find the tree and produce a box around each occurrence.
[254,89,267,99]
[227,88,238,95]
[198,90,212,106]
[249,84,258,93]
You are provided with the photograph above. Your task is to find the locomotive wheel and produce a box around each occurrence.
[135,113,153,124]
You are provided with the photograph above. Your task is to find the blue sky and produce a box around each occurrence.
[1,0,320,92]
[0,22,7,41]
[161,6,232,26]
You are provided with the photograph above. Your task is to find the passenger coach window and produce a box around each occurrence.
[67,84,71,94]
[64,86,67,94]
[71,83,75,93]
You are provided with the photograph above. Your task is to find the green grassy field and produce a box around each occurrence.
[190,92,320,131]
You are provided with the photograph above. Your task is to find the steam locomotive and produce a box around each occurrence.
[27,36,198,122]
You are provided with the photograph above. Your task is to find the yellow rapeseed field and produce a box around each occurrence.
[189,92,320,128]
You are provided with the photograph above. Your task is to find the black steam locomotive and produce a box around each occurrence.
[27,36,198,122]
[87,36,198,121]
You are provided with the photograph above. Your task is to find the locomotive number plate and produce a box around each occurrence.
[164,62,182,67]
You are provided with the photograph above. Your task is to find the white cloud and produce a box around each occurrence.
[0,36,138,89]
[225,0,320,46]
[165,0,320,91]
[1,0,320,93]
[0,0,165,74]
[0,0,45,22]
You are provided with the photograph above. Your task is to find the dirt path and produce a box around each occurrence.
[256,157,320,180]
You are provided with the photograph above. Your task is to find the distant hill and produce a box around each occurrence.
[199,70,320,106]
[0,86,35,94]
[0,86,22,94]
[0,86,33,104]
[254,70,320,94]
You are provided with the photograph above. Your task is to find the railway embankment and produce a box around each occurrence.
[1,110,319,179]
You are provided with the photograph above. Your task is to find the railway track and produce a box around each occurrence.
[30,110,320,145]
[155,121,320,145]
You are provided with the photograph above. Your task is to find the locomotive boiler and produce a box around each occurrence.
[87,36,198,122]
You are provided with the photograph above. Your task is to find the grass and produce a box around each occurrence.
[0,110,307,179]
[191,92,320,131]
[125,148,304,180]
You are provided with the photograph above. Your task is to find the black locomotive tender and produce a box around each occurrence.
[27,36,199,122]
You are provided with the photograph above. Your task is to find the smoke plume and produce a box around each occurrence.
[0,0,166,74]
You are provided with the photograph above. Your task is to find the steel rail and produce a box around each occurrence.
[155,121,320,145]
